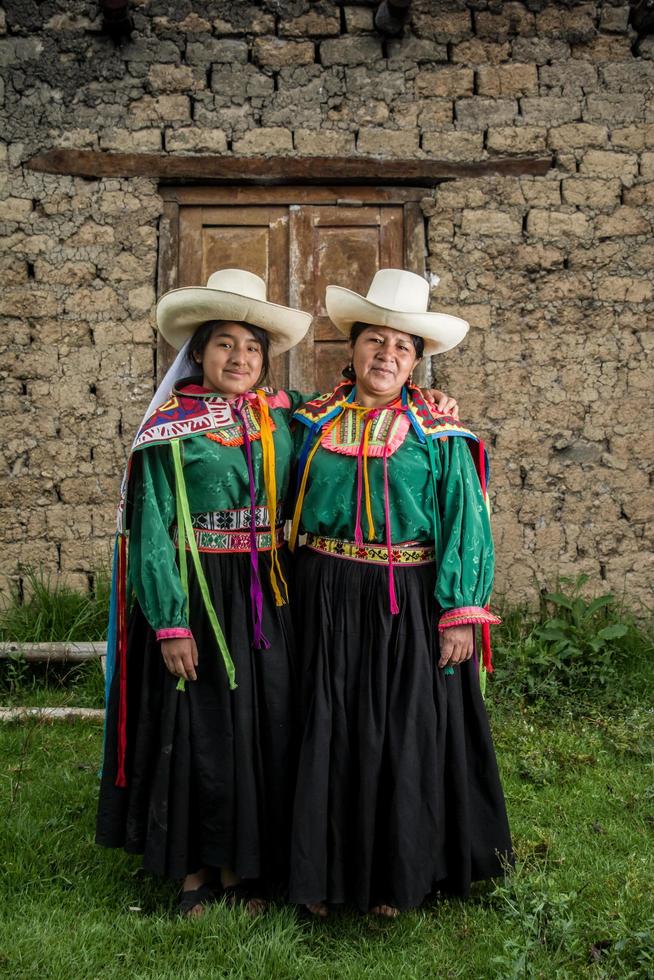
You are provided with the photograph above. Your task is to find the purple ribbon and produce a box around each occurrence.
[232,399,270,650]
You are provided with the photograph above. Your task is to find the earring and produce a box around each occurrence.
[408,371,414,386]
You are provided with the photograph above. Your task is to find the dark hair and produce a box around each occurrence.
[188,319,271,386]
[342,321,424,381]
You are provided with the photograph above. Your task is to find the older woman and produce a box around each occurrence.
[96,270,312,915]
[288,269,512,916]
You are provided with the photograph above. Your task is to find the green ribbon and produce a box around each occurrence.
[171,439,237,691]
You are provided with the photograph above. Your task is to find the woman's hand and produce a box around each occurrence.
[438,625,474,668]
[161,636,199,682]
[421,389,460,420]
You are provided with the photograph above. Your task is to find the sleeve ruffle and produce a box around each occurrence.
[155,627,193,640]
[438,606,502,631]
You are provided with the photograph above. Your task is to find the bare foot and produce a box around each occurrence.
[305,902,328,918]
[370,904,400,918]
[243,896,269,917]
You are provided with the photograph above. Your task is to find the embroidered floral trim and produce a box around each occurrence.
[156,627,193,640]
[438,606,502,631]
[306,534,435,566]
[322,408,411,458]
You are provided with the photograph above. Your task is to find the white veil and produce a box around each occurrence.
[133,338,193,449]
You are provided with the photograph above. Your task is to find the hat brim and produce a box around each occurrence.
[325,286,469,356]
[156,287,312,357]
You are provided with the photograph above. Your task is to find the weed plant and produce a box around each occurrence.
[492,575,654,709]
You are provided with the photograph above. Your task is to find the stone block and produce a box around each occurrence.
[460,209,522,236]
[417,99,454,129]
[451,39,510,65]
[147,64,202,94]
[547,122,607,150]
[294,129,355,155]
[584,95,645,126]
[641,153,654,179]
[535,6,597,43]
[518,179,562,206]
[596,276,653,302]
[357,128,420,155]
[571,35,633,61]
[164,127,228,153]
[539,61,598,96]
[411,10,472,42]
[187,39,248,65]
[526,209,591,238]
[487,126,546,154]
[213,9,275,36]
[344,6,374,33]
[476,4,535,39]
[122,39,180,64]
[478,63,538,97]
[0,197,32,221]
[175,13,211,33]
[599,5,631,34]
[422,131,484,161]
[232,127,293,155]
[253,38,314,69]
[416,67,474,98]
[455,98,517,130]
[0,287,61,317]
[280,6,340,38]
[561,177,622,209]
[128,95,190,125]
[387,38,447,64]
[521,97,581,125]
[511,38,571,64]
[320,37,382,67]
[595,207,650,237]
[611,124,654,151]
[600,62,654,93]
[100,128,162,152]
[579,149,638,181]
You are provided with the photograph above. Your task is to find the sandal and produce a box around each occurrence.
[223,881,268,917]
[178,882,217,917]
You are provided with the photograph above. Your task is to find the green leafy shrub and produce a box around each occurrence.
[492,575,653,705]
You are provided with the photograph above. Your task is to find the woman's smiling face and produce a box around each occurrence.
[351,325,419,405]
[194,322,264,398]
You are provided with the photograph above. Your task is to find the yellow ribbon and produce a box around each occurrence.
[256,390,289,606]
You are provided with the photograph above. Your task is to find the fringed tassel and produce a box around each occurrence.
[257,392,288,606]
[233,403,270,650]
[115,532,129,788]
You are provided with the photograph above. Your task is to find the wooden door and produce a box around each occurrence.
[158,189,427,393]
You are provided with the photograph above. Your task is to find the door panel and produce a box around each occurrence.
[163,196,417,394]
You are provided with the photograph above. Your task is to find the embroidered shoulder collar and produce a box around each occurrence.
[293,383,479,444]
[132,384,273,451]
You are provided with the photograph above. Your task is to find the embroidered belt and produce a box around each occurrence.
[305,534,435,566]
[173,507,285,553]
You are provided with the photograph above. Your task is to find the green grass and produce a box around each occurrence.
[0,567,110,644]
[1,575,653,977]
[0,699,652,979]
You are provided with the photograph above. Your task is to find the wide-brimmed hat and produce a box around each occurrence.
[156,269,312,356]
[325,268,469,356]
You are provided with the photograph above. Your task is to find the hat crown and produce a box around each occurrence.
[366,269,429,315]
[205,268,267,302]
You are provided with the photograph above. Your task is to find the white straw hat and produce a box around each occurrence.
[156,269,312,357]
[325,268,469,356]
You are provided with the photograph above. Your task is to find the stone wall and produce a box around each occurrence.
[0,0,652,606]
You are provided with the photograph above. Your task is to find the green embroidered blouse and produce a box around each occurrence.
[292,402,497,618]
[126,388,304,635]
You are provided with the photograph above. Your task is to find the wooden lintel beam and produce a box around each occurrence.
[26,149,553,184]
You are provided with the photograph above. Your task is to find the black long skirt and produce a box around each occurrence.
[96,549,296,888]
[288,547,512,912]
